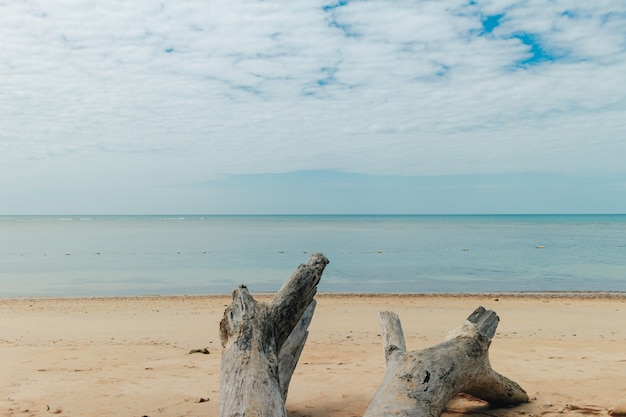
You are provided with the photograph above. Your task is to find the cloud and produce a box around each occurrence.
[1,0,625,213]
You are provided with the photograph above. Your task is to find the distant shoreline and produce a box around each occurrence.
[2,213,626,218]
[3,290,626,301]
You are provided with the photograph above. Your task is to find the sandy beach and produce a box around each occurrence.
[1,293,625,417]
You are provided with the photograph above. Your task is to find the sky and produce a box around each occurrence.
[1,0,625,214]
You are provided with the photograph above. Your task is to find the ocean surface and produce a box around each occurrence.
[1,215,625,297]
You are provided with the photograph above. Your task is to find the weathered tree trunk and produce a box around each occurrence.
[363,307,529,417]
[218,253,329,417]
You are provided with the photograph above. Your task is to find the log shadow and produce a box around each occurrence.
[443,393,526,417]
[287,394,372,417]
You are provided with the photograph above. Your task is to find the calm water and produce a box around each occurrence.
[1,215,625,297]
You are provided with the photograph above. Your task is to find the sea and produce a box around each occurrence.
[1,214,625,297]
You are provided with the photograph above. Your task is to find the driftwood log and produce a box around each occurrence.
[218,253,329,417]
[363,307,529,417]
[217,253,528,417]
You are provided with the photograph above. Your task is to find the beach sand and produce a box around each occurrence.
[1,293,625,417]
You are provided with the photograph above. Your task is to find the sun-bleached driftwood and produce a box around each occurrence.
[364,307,529,417]
[218,253,329,417]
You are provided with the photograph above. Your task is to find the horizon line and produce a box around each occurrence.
[1,213,625,217]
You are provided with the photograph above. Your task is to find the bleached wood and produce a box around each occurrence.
[218,253,329,417]
[278,299,316,401]
[365,306,529,417]
[218,255,527,417]
[378,311,406,367]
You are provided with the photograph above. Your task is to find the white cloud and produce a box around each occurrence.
[1,0,626,212]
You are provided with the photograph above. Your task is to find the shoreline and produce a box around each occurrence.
[2,290,626,301]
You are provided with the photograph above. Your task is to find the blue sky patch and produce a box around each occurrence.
[514,33,555,66]
[317,66,338,86]
[561,10,577,19]
[435,64,450,78]
[481,13,503,34]
[323,0,359,37]
[322,0,349,12]
[328,18,359,37]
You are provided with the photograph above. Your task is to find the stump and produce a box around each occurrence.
[218,253,329,417]
[217,253,528,417]
[363,307,529,417]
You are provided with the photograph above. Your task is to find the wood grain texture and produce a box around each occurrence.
[218,253,329,417]
[364,307,529,417]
